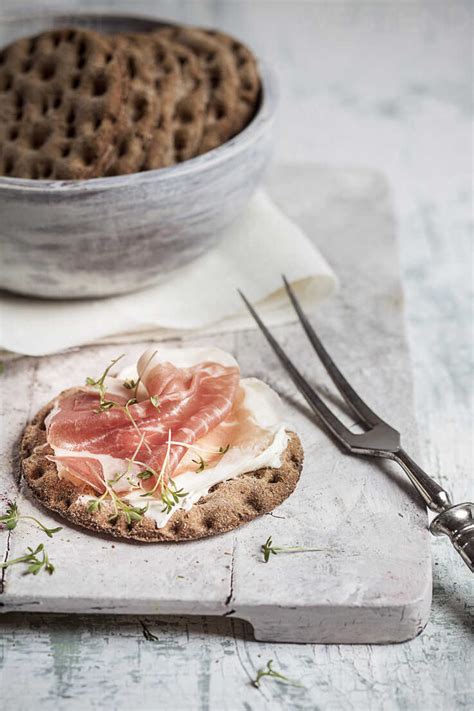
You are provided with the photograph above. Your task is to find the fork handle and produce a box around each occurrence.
[395,449,474,572]
[430,503,474,572]
[395,449,452,512]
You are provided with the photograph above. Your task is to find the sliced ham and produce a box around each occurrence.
[47,349,240,495]
[52,455,107,494]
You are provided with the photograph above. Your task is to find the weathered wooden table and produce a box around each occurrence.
[0,1,472,709]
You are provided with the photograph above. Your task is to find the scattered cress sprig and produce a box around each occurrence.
[0,502,62,538]
[171,442,230,457]
[140,438,231,514]
[160,481,188,515]
[137,470,153,481]
[86,432,151,524]
[86,354,125,412]
[136,430,188,513]
[86,429,186,520]
[261,536,329,563]
[106,491,149,526]
[252,659,303,688]
[137,429,173,499]
[192,455,208,473]
[0,543,55,576]
[171,441,230,473]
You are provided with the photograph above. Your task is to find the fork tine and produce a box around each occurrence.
[281,275,381,428]
[238,290,353,449]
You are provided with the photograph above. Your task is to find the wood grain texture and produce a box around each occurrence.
[0,1,472,709]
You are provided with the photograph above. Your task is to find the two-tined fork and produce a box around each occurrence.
[239,277,474,571]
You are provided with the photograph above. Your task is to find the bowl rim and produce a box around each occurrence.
[0,11,278,193]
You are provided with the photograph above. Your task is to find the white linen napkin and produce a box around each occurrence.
[0,190,337,357]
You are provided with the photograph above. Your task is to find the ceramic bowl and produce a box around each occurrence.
[0,14,277,298]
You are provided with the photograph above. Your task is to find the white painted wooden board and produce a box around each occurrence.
[0,164,431,642]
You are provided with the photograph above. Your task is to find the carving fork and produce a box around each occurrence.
[239,277,474,572]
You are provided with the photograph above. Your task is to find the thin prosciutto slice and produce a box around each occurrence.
[47,349,240,494]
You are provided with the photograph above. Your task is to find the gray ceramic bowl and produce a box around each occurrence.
[0,14,277,298]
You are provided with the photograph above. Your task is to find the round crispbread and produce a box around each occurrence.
[0,27,129,180]
[201,29,261,144]
[155,26,241,154]
[20,396,303,543]
[101,33,180,176]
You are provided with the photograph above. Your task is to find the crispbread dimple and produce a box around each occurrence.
[0,27,128,180]
[20,396,303,543]
[156,26,241,154]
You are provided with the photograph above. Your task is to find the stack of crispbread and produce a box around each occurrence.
[0,24,261,180]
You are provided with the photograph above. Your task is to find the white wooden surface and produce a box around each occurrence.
[0,1,472,709]
[0,164,432,643]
